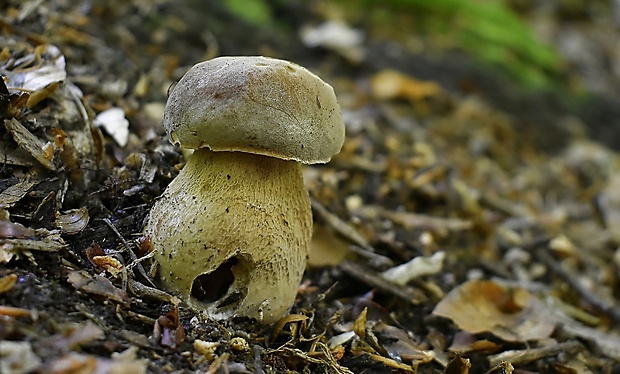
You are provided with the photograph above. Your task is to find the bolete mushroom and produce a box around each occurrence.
[144,56,344,323]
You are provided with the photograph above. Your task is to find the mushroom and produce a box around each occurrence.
[144,56,344,323]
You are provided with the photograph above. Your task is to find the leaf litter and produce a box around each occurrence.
[1,0,620,373]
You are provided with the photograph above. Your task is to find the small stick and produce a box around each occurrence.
[339,260,427,304]
[536,248,620,323]
[487,340,582,367]
[102,218,156,288]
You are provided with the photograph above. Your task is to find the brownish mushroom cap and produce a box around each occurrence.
[164,56,344,164]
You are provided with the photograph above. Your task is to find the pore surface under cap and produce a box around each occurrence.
[164,56,345,164]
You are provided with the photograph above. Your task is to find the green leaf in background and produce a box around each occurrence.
[223,0,273,26]
[359,0,562,89]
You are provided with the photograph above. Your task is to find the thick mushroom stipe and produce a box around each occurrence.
[145,148,311,323]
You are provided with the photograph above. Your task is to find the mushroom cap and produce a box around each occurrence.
[164,56,345,164]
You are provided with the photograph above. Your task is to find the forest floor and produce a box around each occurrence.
[2,0,620,373]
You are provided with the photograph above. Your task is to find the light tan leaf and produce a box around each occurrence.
[433,280,555,342]
[308,225,349,267]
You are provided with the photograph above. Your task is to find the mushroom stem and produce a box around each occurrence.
[145,148,312,323]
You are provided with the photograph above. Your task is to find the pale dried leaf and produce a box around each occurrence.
[56,207,89,235]
[7,45,66,91]
[0,340,42,374]
[371,70,442,101]
[433,280,555,342]
[95,107,130,147]
[308,225,349,267]
[300,21,365,63]
[44,321,104,351]
[381,251,446,286]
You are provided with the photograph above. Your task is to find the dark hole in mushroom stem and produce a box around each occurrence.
[217,291,243,308]
[191,257,238,303]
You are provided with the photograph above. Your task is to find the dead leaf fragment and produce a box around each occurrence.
[300,21,365,63]
[152,305,184,348]
[0,305,33,318]
[56,207,89,235]
[272,313,309,342]
[444,353,471,374]
[0,77,29,119]
[26,81,59,108]
[45,350,147,374]
[0,180,38,208]
[43,321,104,351]
[1,229,66,264]
[371,70,442,101]
[328,331,356,350]
[92,256,124,277]
[5,44,67,92]
[308,225,349,267]
[0,274,17,294]
[3,118,56,171]
[353,307,368,340]
[433,280,555,342]
[194,339,220,361]
[372,322,435,363]
[0,221,35,239]
[0,340,42,374]
[95,107,130,147]
[67,270,131,307]
[381,251,446,286]
[448,331,501,354]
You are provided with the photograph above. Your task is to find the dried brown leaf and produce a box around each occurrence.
[433,280,555,342]
[1,232,66,263]
[0,180,38,208]
[153,305,185,348]
[0,77,29,119]
[373,322,434,363]
[445,353,471,374]
[3,118,56,171]
[371,70,442,101]
[353,307,368,339]
[0,274,17,294]
[92,255,123,277]
[26,81,59,108]
[0,305,32,318]
[272,313,309,343]
[67,270,130,307]
[448,331,502,354]
[309,225,349,267]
